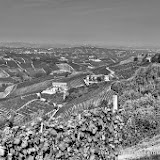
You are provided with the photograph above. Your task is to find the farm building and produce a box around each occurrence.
[84,74,111,86]
[42,82,68,95]
[42,73,88,99]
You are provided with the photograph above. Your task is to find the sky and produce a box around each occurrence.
[0,0,160,47]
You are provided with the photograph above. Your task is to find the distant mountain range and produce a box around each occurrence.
[0,42,56,48]
[0,42,160,49]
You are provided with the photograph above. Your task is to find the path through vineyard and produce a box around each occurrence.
[118,134,160,160]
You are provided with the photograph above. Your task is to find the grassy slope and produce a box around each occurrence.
[118,134,160,160]
[118,63,160,159]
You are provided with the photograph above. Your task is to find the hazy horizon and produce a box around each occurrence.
[0,0,160,47]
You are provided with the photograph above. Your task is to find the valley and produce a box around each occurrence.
[0,45,160,160]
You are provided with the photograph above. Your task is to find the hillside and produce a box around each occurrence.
[118,134,160,160]
[54,82,115,120]
[110,64,160,159]
[0,47,159,159]
[0,104,124,160]
[3,62,160,159]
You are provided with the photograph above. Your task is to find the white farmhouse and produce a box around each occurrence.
[42,82,69,100]
[42,82,68,95]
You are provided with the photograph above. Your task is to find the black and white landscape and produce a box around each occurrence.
[0,0,160,160]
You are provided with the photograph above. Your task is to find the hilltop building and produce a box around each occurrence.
[42,82,68,95]
[83,66,115,86]
[42,73,88,99]
[137,53,147,62]
[146,53,153,62]
[59,57,68,62]
[41,82,68,100]
[84,74,111,86]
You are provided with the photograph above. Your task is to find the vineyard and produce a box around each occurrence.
[0,106,124,160]
[115,64,160,159]
[109,62,141,79]
[0,61,160,159]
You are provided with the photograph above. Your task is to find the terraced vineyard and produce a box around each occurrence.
[0,106,124,160]
[54,82,115,120]
[109,62,144,79]
[0,46,159,159]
